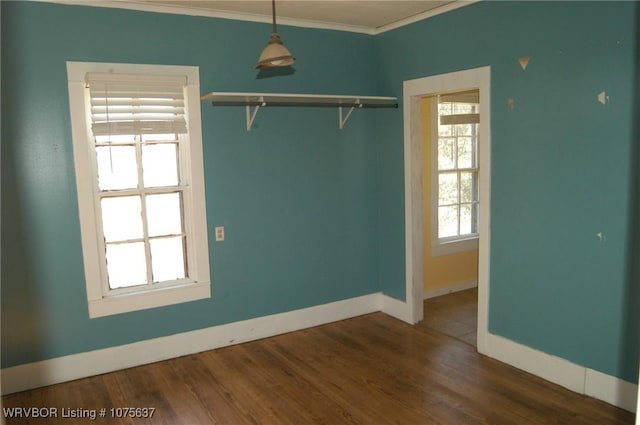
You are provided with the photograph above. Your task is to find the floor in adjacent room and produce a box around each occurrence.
[420,287,478,347]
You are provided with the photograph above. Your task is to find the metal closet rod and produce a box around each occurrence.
[210,100,398,108]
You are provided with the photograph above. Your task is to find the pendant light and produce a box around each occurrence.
[255,0,295,69]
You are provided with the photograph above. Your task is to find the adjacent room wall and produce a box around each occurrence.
[375,1,639,382]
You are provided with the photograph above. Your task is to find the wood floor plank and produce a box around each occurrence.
[324,316,535,425]
[201,347,302,425]
[2,309,635,425]
[267,330,432,423]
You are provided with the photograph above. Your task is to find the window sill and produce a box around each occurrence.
[432,236,478,257]
[88,281,210,318]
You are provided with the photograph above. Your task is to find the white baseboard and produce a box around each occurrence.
[585,368,638,412]
[637,369,640,424]
[485,333,586,392]
[1,293,381,395]
[485,333,638,412]
[3,292,636,414]
[423,280,478,300]
[380,294,413,323]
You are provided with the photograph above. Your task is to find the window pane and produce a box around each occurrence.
[455,123,473,136]
[460,204,477,236]
[460,172,478,203]
[438,206,458,238]
[142,143,179,188]
[106,242,147,288]
[438,173,458,205]
[146,192,183,237]
[150,237,186,282]
[438,102,452,115]
[438,138,455,170]
[101,196,143,242]
[96,146,138,191]
[454,103,474,114]
[438,124,453,137]
[457,137,476,169]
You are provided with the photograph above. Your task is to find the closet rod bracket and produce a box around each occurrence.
[245,97,266,131]
[339,102,363,130]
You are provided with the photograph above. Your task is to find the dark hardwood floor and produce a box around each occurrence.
[2,304,634,424]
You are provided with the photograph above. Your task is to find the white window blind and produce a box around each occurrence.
[440,113,480,126]
[439,90,480,126]
[86,73,188,136]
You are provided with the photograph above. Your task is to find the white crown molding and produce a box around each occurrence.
[40,0,376,34]
[36,0,478,35]
[374,0,480,34]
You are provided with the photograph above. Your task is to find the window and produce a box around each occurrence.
[432,90,479,255]
[67,62,210,318]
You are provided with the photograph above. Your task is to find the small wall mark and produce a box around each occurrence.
[518,56,530,71]
[597,91,610,105]
[507,98,515,110]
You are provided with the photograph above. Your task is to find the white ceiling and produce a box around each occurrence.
[63,0,475,34]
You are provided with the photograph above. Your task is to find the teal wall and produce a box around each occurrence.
[1,1,383,368]
[2,0,639,386]
[375,1,639,381]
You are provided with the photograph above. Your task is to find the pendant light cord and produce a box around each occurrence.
[271,0,277,33]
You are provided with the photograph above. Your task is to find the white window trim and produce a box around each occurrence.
[430,96,479,257]
[67,61,210,318]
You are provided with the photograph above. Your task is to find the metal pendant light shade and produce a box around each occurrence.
[256,0,295,69]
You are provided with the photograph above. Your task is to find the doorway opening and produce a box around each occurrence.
[421,91,480,346]
[402,66,491,354]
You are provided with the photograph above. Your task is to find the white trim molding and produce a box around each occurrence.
[403,66,491,346]
[41,0,478,35]
[375,0,480,34]
[47,0,374,34]
[637,366,640,424]
[585,368,638,413]
[381,294,414,324]
[486,333,638,413]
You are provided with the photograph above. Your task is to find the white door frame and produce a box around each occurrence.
[636,369,640,424]
[402,66,491,354]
